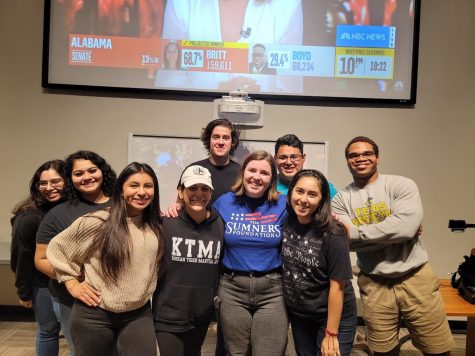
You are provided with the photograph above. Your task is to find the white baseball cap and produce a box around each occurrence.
[181,165,214,189]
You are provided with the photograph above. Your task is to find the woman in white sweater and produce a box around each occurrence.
[47,162,164,356]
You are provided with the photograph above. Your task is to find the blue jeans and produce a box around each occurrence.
[218,272,289,356]
[289,312,357,356]
[32,287,61,356]
[51,296,75,356]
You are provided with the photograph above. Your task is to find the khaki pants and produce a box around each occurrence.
[357,263,454,354]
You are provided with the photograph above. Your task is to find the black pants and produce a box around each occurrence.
[156,322,210,356]
[70,301,157,356]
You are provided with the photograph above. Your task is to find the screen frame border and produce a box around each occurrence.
[41,0,421,107]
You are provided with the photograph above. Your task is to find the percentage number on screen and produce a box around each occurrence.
[183,50,204,68]
[269,51,290,69]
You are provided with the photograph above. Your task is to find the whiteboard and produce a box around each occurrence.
[128,134,329,208]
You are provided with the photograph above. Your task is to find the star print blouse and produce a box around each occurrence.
[281,215,356,319]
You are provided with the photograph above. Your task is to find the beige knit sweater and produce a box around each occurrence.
[46,210,159,313]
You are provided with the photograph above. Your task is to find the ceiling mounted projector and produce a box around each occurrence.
[213,91,264,127]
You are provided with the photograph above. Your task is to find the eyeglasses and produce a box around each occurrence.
[276,154,303,163]
[35,178,64,190]
[347,151,375,160]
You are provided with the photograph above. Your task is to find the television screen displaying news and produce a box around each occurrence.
[43,0,420,104]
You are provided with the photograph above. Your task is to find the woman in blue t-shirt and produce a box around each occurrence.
[214,150,288,355]
[282,169,356,356]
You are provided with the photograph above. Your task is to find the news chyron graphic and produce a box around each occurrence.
[335,25,396,80]
[68,28,396,81]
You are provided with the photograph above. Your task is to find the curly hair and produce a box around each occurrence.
[200,118,240,156]
[12,160,66,215]
[64,151,116,205]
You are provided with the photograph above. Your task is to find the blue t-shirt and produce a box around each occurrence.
[277,175,338,199]
[214,192,287,272]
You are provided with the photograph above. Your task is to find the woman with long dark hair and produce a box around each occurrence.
[10,160,66,355]
[282,169,356,356]
[35,150,116,355]
[46,162,164,356]
[214,150,289,355]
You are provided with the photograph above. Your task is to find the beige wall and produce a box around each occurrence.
[1,0,474,289]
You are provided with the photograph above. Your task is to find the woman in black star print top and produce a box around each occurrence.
[282,169,356,356]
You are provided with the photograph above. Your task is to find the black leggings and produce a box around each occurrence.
[70,301,157,356]
[156,322,210,356]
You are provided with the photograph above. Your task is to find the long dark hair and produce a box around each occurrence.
[64,150,116,205]
[287,169,345,236]
[86,162,164,284]
[12,160,66,215]
[232,150,279,203]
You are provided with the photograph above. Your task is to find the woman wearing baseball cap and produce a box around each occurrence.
[152,165,224,356]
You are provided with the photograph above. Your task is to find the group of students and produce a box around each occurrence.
[11,119,453,356]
